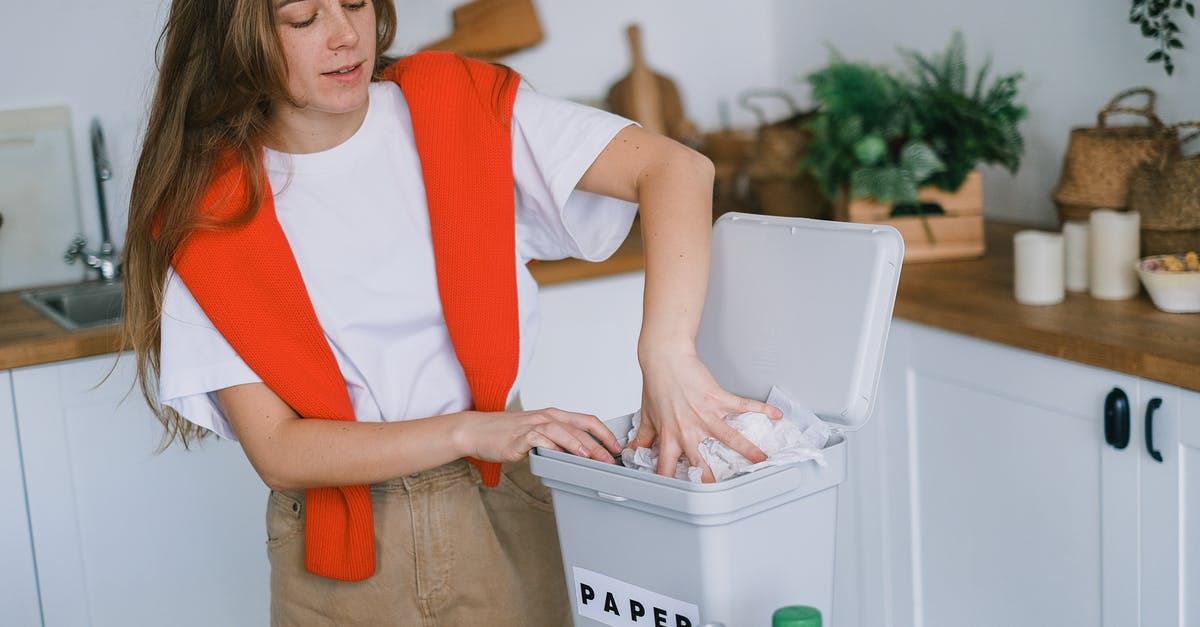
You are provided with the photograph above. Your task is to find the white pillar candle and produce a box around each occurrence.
[1089,209,1141,300]
[1063,221,1090,292]
[1013,230,1065,305]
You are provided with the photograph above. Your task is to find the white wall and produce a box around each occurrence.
[395,0,777,130]
[5,0,1199,284]
[2,0,168,258]
[1,0,775,278]
[773,0,1200,226]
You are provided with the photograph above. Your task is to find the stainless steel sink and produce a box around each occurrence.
[21,280,123,331]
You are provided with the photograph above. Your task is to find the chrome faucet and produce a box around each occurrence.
[65,118,121,282]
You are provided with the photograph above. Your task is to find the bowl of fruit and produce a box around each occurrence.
[1137,251,1200,313]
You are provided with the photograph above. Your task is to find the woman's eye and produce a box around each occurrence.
[289,13,317,28]
[344,1,368,10]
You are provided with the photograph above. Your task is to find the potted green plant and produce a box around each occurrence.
[801,32,1027,261]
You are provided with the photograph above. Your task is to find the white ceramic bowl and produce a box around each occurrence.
[1136,253,1200,313]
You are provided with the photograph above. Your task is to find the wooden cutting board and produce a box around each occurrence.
[605,24,695,142]
[0,105,85,291]
[420,0,543,61]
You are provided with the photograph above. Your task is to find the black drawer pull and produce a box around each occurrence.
[1105,387,1130,449]
[1145,397,1164,463]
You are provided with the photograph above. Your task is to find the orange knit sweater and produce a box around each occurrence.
[173,52,521,581]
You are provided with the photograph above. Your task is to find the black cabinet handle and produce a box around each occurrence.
[1145,397,1164,462]
[1105,387,1131,449]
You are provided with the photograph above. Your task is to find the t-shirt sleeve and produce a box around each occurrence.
[158,270,261,441]
[510,85,639,262]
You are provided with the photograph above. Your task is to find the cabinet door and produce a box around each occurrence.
[880,320,1139,627]
[1143,383,1200,627]
[1140,379,1182,627]
[13,354,269,627]
[1181,389,1200,627]
[0,370,41,627]
[521,271,645,420]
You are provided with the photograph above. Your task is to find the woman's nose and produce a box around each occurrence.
[327,10,360,49]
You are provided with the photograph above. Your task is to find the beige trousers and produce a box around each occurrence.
[265,458,571,626]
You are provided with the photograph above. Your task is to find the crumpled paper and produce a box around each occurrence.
[620,385,835,483]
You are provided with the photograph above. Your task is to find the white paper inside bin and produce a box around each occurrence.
[696,214,902,430]
[529,412,847,523]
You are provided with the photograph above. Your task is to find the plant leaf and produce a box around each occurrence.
[853,134,888,165]
[899,141,946,182]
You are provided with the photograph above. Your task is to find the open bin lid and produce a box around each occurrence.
[695,213,903,431]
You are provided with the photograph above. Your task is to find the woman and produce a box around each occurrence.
[123,0,780,624]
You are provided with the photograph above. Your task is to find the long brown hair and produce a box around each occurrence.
[124,0,397,448]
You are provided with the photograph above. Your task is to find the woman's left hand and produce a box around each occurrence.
[631,348,782,482]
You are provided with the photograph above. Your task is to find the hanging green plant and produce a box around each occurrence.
[1129,0,1195,75]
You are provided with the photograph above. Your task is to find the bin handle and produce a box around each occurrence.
[596,491,629,502]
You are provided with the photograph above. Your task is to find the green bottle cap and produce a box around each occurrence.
[772,605,822,627]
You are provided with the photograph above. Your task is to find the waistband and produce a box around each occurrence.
[372,458,477,494]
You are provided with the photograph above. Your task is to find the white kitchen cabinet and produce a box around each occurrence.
[12,354,268,627]
[1140,381,1200,627]
[869,319,1138,627]
[1,369,42,627]
[1182,389,1200,627]
[521,271,645,419]
[859,319,1194,627]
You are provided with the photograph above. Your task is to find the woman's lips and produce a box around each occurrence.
[322,62,363,83]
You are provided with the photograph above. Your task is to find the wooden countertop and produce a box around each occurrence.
[0,289,122,371]
[895,221,1200,391]
[3,221,1198,392]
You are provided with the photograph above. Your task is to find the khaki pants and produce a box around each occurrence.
[265,458,571,626]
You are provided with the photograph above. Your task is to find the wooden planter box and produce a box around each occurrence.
[835,170,985,263]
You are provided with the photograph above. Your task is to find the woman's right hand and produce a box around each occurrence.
[453,408,623,464]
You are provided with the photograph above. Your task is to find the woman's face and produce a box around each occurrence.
[272,0,377,119]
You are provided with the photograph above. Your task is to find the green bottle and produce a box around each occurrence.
[772,605,822,627]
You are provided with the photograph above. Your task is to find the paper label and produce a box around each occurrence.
[572,566,701,627]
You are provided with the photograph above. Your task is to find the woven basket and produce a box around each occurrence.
[1128,122,1200,256]
[1052,88,1171,223]
[739,89,831,219]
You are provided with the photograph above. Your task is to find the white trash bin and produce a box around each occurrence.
[530,213,903,627]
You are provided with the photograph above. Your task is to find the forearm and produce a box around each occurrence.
[257,413,471,490]
[216,383,476,490]
[636,148,715,358]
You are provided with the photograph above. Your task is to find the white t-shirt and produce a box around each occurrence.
[159,81,637,440]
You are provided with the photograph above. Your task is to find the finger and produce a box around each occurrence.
[571,414,622,454]
[545,409,620,455]
[712,422,768,464]
[631,414,657,450]
[526,431,563,456]
[563,423,619,463]
[540,422,595,460]
[682,441,715,484]
[728,395,783,420]
[655,438,683,478]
